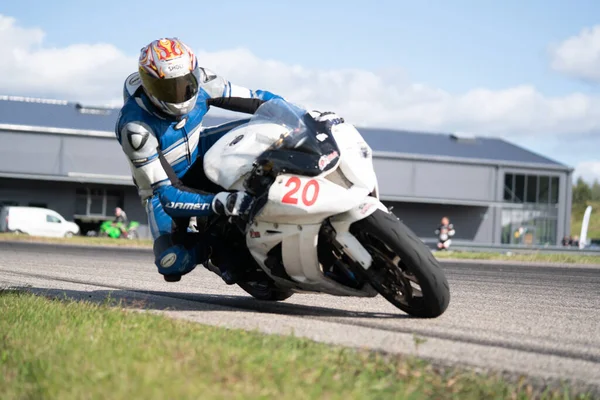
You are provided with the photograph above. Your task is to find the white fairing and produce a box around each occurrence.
[204,121,378,195]
[330,123,378,195]
[203,102,389,297]
[204,122,289,190]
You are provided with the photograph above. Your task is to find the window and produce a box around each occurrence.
[46,215,61,223]
[501,207,558,245]
[503,174,514,201]
[503,173,560,205]
[29,202,48,208]
[538,176,550,204]
[75,190,88,215]
[74,187,124,217]
[536,218,557,245]
[106,190,122,215]
[89,189,104,215]
[550,177,559,204]
[514,174,525,203]
[526,175,537,203]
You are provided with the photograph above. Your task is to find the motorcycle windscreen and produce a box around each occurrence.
[250,99,341,177]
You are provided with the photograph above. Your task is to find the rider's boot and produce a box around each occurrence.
[211,249,244,285]
[164,274,181,282]
[207,235,245,285]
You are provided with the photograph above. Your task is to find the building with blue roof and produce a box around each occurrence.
[0,95,573,245]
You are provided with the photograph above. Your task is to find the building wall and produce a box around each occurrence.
[0,178,76,219]
[0,131,64,175]
[0,130,130,179]
[0,129,573,245]
[123,190,148,223]
[63,136,129,176]
[123,189,151,238]
[0,177,151,238]
[564,171,573,237]
[496,166,568,245]
[385,201,494,243]
[374,157,497,203]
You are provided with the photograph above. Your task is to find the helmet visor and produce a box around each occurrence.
[142,72,199,104]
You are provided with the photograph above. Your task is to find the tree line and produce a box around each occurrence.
[572,178,600,207]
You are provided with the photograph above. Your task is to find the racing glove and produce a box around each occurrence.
[212,191,255,217]
[307,110,345,132]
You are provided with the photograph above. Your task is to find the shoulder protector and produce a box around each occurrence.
[198,67,229,98]
[123,72,143,102]
[119,121,159,163]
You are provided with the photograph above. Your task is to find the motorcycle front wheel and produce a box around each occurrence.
[350,210,450,318]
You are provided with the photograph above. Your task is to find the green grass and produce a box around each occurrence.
[0,290,593,400]
[0,232,153,248]
[571,201,600,240]
[434,250,600,265]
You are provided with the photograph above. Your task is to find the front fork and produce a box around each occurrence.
[328,196,389,271]
[310,195,392,290]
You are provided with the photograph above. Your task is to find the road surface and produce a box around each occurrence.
[0,241,598,391]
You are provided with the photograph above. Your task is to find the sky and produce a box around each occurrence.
[1,1,600,183]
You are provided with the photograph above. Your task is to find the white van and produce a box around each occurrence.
[0,206,80,238]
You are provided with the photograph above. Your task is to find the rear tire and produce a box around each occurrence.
[237,281,294,301]
[350,210,450,318]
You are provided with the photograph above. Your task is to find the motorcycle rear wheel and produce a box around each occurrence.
[350,209,450,318]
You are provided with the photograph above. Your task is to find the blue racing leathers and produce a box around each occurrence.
[114,68,282,279]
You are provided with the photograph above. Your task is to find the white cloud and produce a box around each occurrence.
[550,25,600,82]
[1,13,600,182]
[0,15,135,106]
[198,49,600,141]
[574,161,600,184]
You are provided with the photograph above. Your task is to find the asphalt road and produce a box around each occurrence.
[1,241,599,391]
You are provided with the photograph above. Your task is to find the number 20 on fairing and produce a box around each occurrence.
[281,177,320,206]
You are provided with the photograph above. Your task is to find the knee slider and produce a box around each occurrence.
[155,244,197,276]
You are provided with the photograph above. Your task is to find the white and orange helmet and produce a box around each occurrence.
[138,38,200,117]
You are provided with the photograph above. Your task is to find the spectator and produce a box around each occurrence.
[113,207,129,238]
[571,235,580,248]
[435,216,455,250]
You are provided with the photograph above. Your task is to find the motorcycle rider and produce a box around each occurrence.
[115,37,343,284]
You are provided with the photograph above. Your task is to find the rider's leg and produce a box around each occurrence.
[206,231,245,285]
[147,196,241,283]
[146,197,208,282]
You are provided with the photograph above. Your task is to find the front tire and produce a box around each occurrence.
[350,210,450,318]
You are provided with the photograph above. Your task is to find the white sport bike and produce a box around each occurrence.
[202,99,450,318]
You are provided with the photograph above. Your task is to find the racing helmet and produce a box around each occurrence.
[138,38,200,117]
